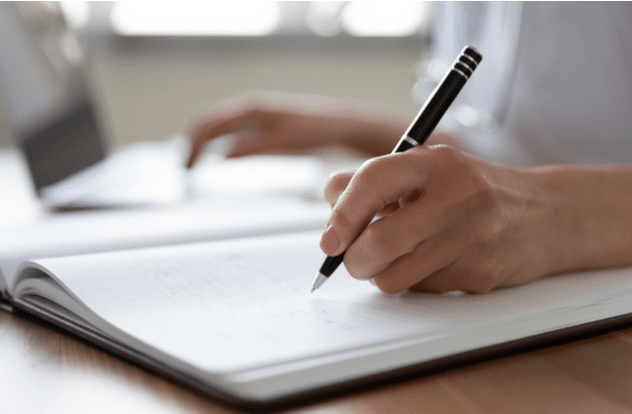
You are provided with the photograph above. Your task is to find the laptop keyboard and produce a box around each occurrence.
[40,139,186,208]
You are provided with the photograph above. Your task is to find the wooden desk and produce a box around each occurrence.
[2,307,632,413]
[2,148,632,413]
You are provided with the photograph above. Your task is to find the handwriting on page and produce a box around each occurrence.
[49,232,530,371]
[92,234,463,369]
[125,250,387,337]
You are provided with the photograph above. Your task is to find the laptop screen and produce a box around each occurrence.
[0,3,105,192]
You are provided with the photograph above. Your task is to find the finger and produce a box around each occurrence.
[364,208,479,291]
[324,172,399,216]
[186,108,268,168]
[367,228,461,292]
[187,122,211,168]
[410,264,498,295]
[324,172,354,207]
[376,201,400,218]
[410,246,525,294]
[187,116,250,168]
[320,148,431,257]
[409,266,470,294]
[373,214,508,294]
[343,194,453,279]
[223,129,269,158]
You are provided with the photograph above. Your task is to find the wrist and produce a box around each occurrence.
[527,165,632,276]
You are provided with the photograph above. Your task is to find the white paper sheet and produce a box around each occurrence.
[0,197,330,294]
[18,230,632,378]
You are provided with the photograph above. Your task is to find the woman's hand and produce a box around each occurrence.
[320,144,561,294]
[186,91,411,168]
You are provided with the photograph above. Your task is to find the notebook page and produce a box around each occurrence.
[18,232,449,372]
[0,196,329,292]
[19,231,632,375]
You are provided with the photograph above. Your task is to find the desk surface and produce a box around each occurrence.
[2,309,632,413]
[2,148,632,413]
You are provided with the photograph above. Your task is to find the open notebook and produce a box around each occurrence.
[0,196,330,301]
[4,230,632,409]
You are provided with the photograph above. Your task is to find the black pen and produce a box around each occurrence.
[311,45,483,293]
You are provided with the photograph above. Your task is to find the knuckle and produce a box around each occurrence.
[400,150,430,181]
[473,182,496,207]
[343,253,370,280]
[239,90,265,104]
[429,144,462,166]
[344,228,388,280]
[235,92,270,117]
[411,270,458,294]
[344,243,381,280]
[354,157,384,186]
[324,173,352,205]
[372,276,405,295]
[354,153,431,206]
[329,208,354,234]
[429,144,489,188]
[351,161,385,204]
[242,103,264,118]
[481,221,504,244]
[467,259,498,294]
[361,225,394,262]
[428,285,455,295]
[469,281,494,295]
[354,156,411,203]
[461,176,498,219]
[467,218,497,246]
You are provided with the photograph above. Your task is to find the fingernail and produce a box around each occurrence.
[320,225,341,255]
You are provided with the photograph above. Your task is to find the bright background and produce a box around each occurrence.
[0,1,433,150]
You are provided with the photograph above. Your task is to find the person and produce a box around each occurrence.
[185,2,632,295]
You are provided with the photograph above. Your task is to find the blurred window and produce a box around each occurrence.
[59,1,433,39]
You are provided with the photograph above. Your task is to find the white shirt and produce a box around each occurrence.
[416,2,632,166]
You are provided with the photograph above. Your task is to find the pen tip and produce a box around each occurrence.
[310,272,327,293]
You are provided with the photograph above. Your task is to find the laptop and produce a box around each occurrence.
[0,2,185,209]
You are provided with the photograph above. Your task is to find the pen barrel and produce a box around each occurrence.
[319,252,344,277]
[394,46,482,153]
[404,71,466,145]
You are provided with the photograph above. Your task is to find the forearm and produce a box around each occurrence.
[528,164,632,275]
[333,106,411,157]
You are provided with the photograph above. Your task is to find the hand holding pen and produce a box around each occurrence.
[313,46,569,295]
[312,46,483,292]
[183,43,632,298]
